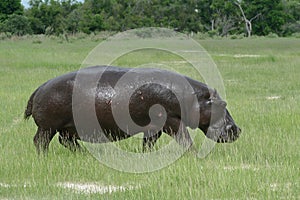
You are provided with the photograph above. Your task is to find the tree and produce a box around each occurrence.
[27,17,44,34]
[76,0,105,33]
[0,0,23,21]
[26,0,81,35]
[281,0,300,35]
[3,0,293,37]
[234,1,261,37]
[241,0,287,36]
[66,9,82,34]
[1,14,32,35]
[196,0,240,36]
[172,0,203,33]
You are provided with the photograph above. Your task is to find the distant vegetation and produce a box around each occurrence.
[0,0,299,37]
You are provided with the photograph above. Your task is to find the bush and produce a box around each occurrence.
[1,14,32,36]
[266,32,279,38]
[28,17,45,34]
[32,39,42,44]
[193,32,210,40]
[291,32,300,38]
[230,34,244,39]
[207,30,218,38]
[0,32,10,40]
[282,21,300,36]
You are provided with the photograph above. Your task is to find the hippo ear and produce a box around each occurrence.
[213,99,227,108]
[209,89,227,108]
[211,88,218,98]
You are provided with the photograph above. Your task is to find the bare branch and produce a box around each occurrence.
[250,13,262,22]
[235,1,247,22]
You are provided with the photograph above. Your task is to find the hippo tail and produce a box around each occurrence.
[24,88,39,120]
[25,82,48,120]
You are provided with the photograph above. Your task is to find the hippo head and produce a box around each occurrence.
[196,89,241,143]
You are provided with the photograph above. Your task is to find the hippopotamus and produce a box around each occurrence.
[24,66,241,154]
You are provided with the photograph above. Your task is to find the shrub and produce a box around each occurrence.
[230,34,244,39]
[207,30,218,38]
[291,32,300,38]
[1,14,32,36]
[266,32,279,38]
[282,21,300,36]
[193,32,210,40]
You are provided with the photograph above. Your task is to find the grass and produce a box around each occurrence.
[0,35,299,199]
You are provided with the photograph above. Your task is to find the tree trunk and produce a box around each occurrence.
[235,2,260,37]
[246,19,252,37]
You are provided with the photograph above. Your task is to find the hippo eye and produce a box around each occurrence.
[206,98,227,108]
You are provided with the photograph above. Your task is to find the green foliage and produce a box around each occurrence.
[281,0,300,36]
[66,9,82,34]
[0,0,23,21]
[242,0,288,36]
[28,17,44,34]
[24,0,80,35]
[291,32,300,38]
[0,0,299,36]
[1,14,32,36]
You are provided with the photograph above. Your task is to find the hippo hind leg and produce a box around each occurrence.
[58,129,81,152]
[143,131,162,152]
[33,127,56,155]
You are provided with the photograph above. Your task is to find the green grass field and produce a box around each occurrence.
[0,35,299,199]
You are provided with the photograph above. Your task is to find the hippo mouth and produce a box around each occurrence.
[206,119,241,143]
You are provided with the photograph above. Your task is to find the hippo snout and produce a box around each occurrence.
[205,118,241,143]
[217,123,241,143]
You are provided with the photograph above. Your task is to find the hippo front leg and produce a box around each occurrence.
[164,118,196,152]
[143,131,162,152]
[174,125,193,150]
[174,125,199,155]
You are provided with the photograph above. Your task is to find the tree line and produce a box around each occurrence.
[0,0,299,37]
